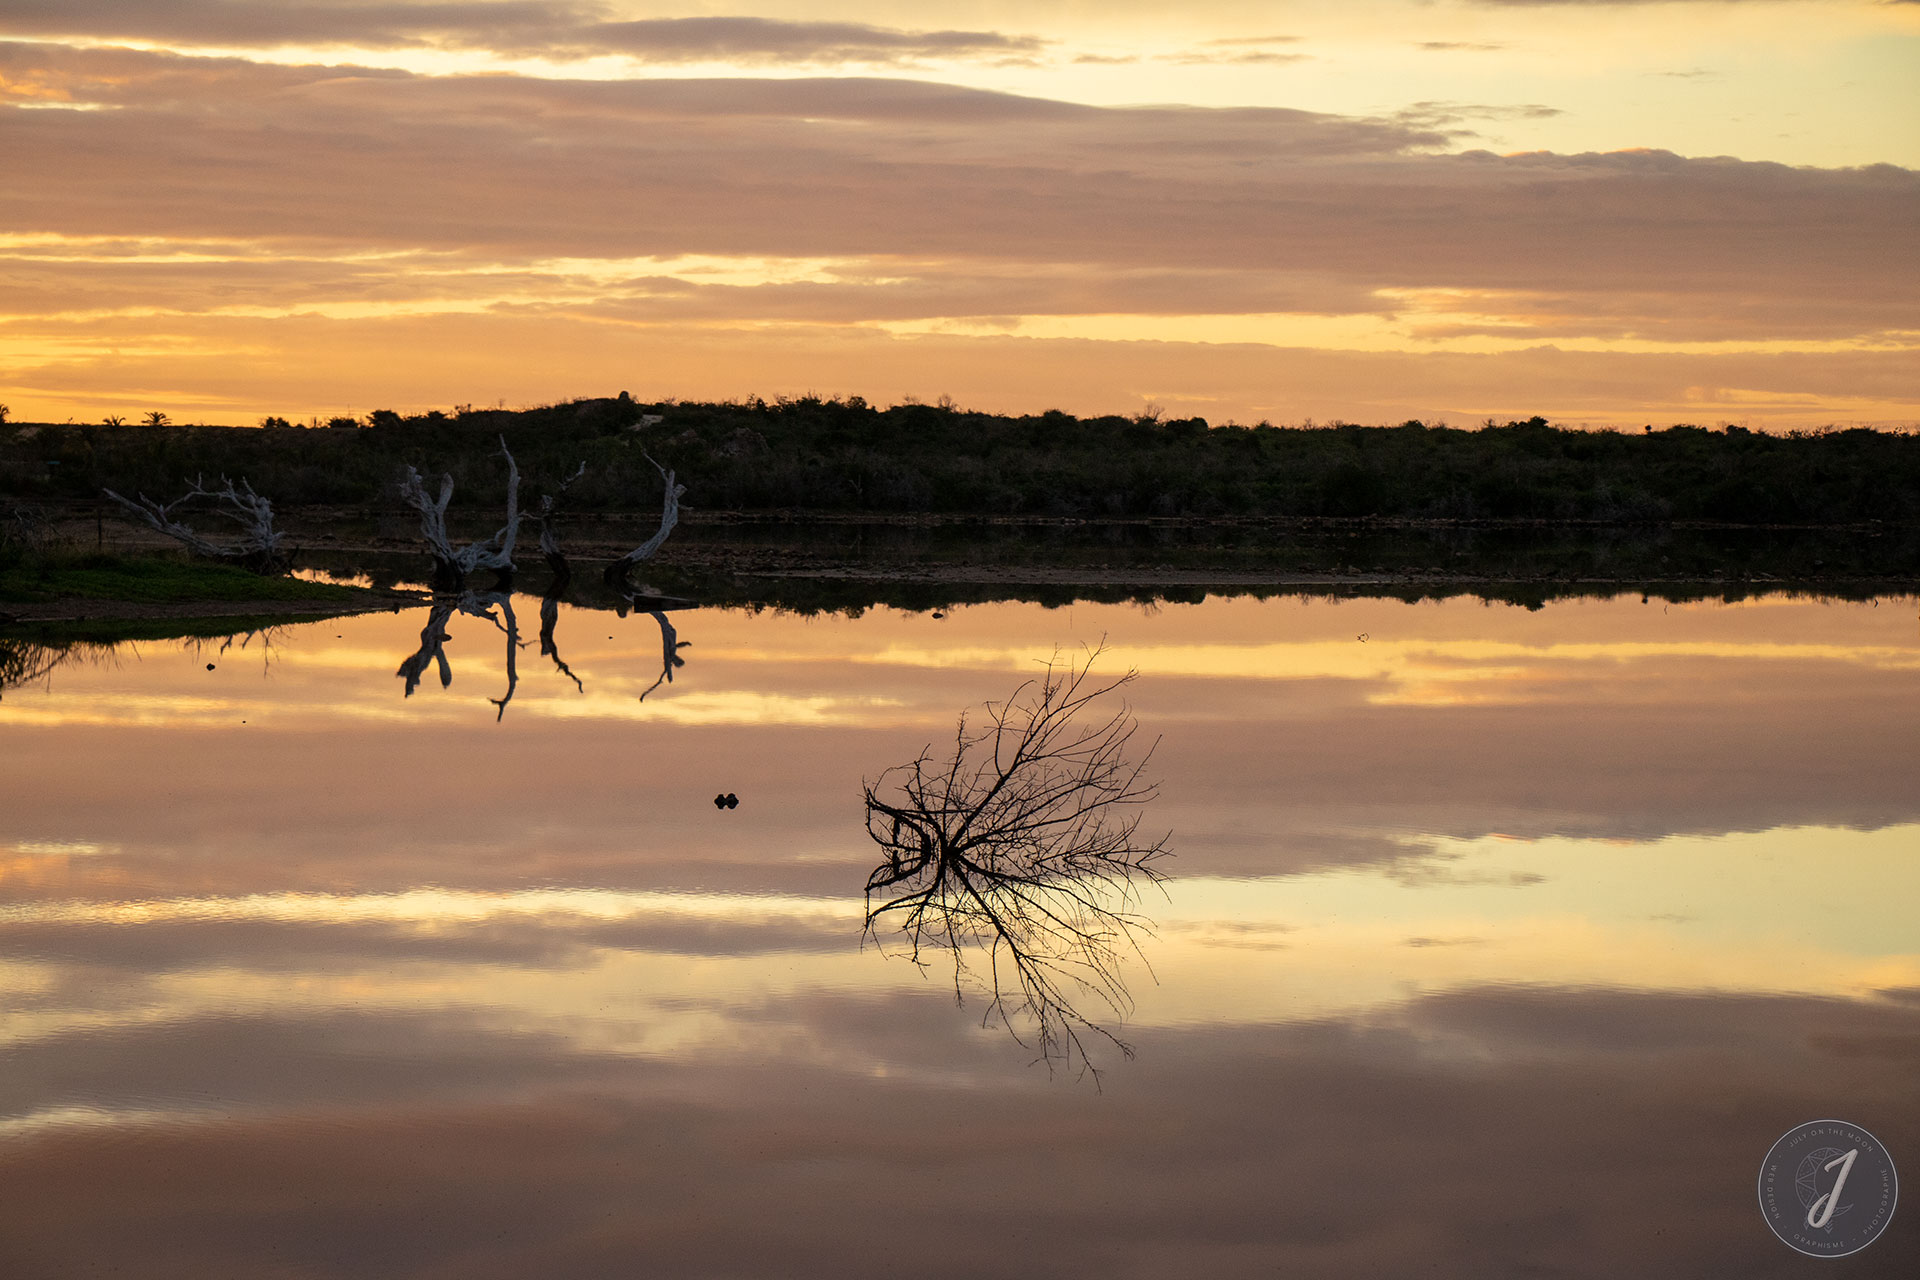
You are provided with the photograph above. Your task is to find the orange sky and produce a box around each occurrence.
[1,1,1916,427]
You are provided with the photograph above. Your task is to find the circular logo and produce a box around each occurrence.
[1758,1119,1898,1257]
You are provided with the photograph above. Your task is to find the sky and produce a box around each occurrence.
[0,0,1916,428]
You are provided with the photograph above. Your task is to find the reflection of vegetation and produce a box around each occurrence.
[863,651,1170,1081]
[1,628,269,700]
[0,638,76,700]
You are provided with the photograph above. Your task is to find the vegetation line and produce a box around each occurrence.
[5,397,1918,526]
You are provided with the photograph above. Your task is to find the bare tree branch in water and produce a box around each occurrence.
[603,454,684,591]
[394,592,524,718]
[396,436,521,592]
[862,647,1170,1082]
[101,475,288,571]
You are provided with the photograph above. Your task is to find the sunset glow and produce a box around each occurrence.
[2,0,1915,427]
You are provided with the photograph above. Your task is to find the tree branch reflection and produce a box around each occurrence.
[862,648,1170,1082]
[614,593,689,701]
[395,591,525,719]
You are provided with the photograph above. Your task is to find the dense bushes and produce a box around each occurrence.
[2,397,1916,526]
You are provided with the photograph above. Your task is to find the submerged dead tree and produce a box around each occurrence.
[603,455,684,590]
[102,475,288,571]
[862,649,1171,1082]
[397,436,521,592]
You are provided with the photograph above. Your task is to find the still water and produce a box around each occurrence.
[2,591,1916,1276]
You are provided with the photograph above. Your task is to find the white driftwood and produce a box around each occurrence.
[397,436,522,587]
[606,454,684,583]
[102,475,286,567]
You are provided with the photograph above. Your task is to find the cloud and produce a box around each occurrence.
[1393,100,1567,129]
[529,17,1046,64]
[0,42,1913,423]
[1,45,1909,301]
[1159,49,1313,66]
[1473,0,1808,4]
[0,3,1045,64]
[0,985,1914,1276]
[1413,41,1509,52]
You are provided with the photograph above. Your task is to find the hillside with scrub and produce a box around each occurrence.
[3,397,1918,526]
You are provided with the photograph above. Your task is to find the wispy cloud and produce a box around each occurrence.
[1162,34,1310,66]
[0,3,1046,64]
[1394,100,1568,130]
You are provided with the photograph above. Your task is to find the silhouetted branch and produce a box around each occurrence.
[393,591,523,718]
[862,646,1170,1083]
[636,607,688,701]
[396,598,457,697]
[538,593,582,691]
[101,475,288,570]
[468,591,523,721]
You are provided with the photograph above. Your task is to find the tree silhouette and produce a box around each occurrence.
[862,648,1170,1082]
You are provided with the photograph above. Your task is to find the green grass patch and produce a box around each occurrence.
[0,551,362,605]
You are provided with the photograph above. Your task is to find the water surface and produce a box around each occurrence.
[3,591,1916,1276]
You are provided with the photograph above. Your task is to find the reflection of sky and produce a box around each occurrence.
[1,593,1916,1275]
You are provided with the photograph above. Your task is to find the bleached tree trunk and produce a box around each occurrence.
[396,436,522,592]
[604,455,684,589]
[102,475,288,571]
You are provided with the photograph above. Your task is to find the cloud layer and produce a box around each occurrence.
[0,3,1044,63]
[1,37,1914,422]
